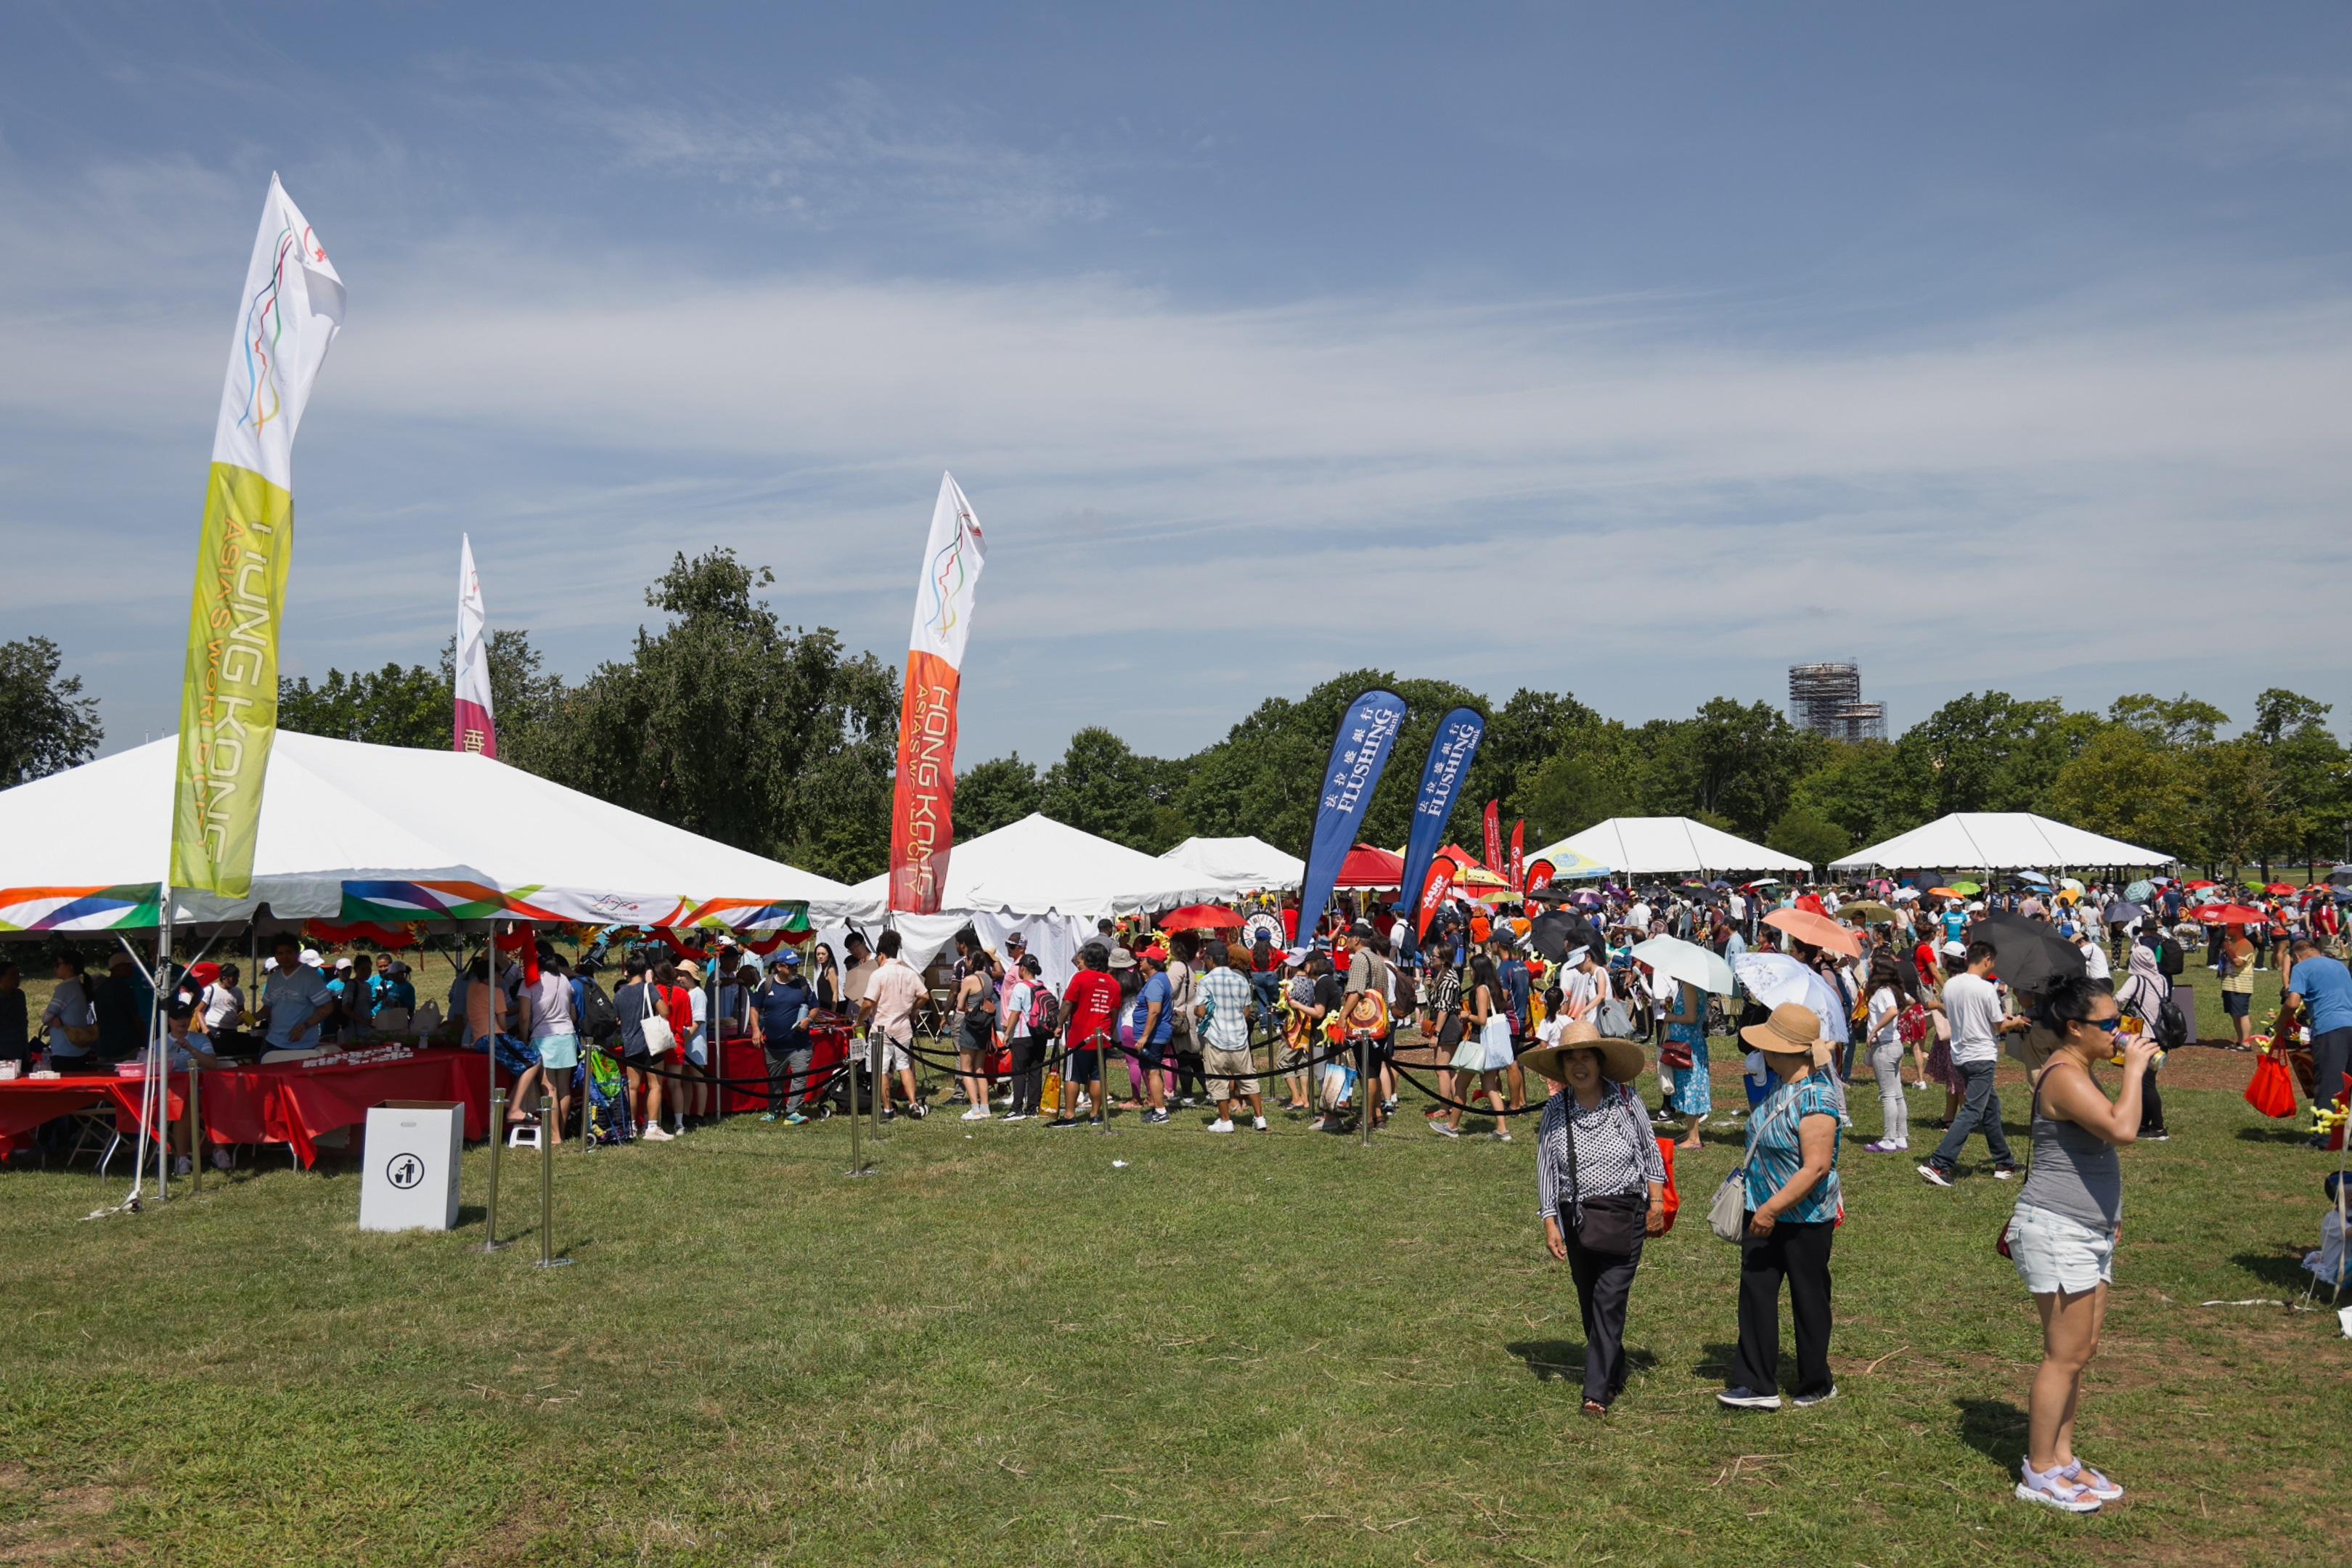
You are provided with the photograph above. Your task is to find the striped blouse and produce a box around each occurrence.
[1535,1084,1666,1221]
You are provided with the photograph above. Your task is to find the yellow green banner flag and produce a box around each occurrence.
[170,175,345,897]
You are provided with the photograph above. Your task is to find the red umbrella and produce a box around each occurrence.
[2264,883,2297,896]
[2185,881,2218,891]
[1159,904,1243,933]
[2192,905,2266,926]
[1764,906,1863,957]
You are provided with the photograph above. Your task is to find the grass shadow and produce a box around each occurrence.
[2235,1126,2311,1145]
[1953,1396,2027,1474]
[2230,1249,2322,1291]
[1506,1339,1657,1384]
[1695,1341,1739,1381]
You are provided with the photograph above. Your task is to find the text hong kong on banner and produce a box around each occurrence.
[888,473,987,913]
[171,175,345,898]
[1293,689,1409,934]
[1395,705,1485,930]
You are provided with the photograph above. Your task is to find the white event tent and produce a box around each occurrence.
[1156,835,1304,894]
[1830,813,2171,873]
[0,732,867,935]
[838,813,1236,984]
[1528,817,1813,879]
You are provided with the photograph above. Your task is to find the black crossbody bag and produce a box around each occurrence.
[1564,1088,1648,1254]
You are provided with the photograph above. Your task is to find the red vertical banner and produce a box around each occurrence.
[887,473,987,914]
[1524,858,1556,896]
[889,650,960,912]
[1482,800,1502,874]
[1415,858,1460,939]
[1508,818,1525,893]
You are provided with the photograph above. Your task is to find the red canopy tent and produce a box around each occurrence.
[1334,844,1406,889]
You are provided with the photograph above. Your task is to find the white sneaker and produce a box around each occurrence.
[1253,1116,1268,1131]
[960,1106,990,1122]
[640,1124,674,1143]
[1206,1119,1236,1133]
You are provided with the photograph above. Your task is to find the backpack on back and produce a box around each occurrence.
[577,976,621,1045]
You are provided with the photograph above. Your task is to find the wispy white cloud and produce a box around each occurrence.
[4,149,2351,756]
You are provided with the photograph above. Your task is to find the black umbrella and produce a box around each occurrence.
[1528,910,1605,963]
[1967,912,2086,994]
[2103,900,2148,926]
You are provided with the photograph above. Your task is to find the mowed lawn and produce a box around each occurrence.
[1,1013,2344,1565]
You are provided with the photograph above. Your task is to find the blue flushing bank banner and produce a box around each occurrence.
[1294,688,1409,939]
[1395,706,1485,923]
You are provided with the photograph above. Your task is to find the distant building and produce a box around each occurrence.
[1789,661,1887,743]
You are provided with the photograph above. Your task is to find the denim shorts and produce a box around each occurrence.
[2006,1201,2116,1295]
[2222,991,2251,1019]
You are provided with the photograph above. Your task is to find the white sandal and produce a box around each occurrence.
[2014,1465,2102,1514]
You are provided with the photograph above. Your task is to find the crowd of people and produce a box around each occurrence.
[5,860,2345,1516]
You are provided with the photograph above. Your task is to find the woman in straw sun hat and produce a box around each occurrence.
[1718,1003,1845,1413]
[1525,1020,1668,1416]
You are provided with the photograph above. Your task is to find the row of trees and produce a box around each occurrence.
[7,549,2345,883]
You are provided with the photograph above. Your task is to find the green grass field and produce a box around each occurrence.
[1,1000,2345,1568]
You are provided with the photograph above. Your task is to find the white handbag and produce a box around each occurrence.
[640,981,677,1057]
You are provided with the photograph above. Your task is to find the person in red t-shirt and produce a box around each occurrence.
[1053,942,1123,1127]
[656,961,706,1126]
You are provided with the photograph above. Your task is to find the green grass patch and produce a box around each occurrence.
[1,1044,2344,1566]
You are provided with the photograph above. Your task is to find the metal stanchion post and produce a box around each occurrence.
[536,1089,570,1269]
[481,1087,507,1252]
[869,1033,886,1144]
[846,1040,870,1177]
[1356,1032,1368,1146]
[189,1063,203,1195]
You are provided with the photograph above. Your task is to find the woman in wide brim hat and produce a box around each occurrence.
[1719,1003,1847,1414]
[1529,1019,1668,1417]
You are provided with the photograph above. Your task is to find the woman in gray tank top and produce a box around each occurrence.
[2004,978,2160,1516]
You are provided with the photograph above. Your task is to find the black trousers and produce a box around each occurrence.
[2138,1064,2165,1134]
[1564,1229,1643,1407]
[1008,1034,1045,1114]
[1731,1217,1834,1399]
[1173,1044,1206,1101]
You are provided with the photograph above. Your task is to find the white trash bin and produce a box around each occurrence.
[359,1100,464,1233]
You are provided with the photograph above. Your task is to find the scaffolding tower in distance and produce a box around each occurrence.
[1789,661,1887,743]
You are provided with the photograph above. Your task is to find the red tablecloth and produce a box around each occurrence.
[718,1028,851,1114]
[197,1049,497,1167]
[0,1074,185,1159]
[1,1051,499,1168]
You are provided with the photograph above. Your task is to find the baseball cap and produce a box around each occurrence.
[1942,939,1968,957]
[772,948,802,967]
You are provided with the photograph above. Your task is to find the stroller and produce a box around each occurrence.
[576,1044,634,1146]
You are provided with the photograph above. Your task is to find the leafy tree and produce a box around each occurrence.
[1519,732,1645,844]
[2106,693,2229,750]
[2245,690,2346,870]
[1042,727,1183,852]
[2192,738,2287,878]
[283,629,566,756]
[528,550,898,881]
[1895,692,2099,817]
[954,754,1044,838]
[0,636,102,787]
[1645,698,1824,837]
[279,663,445,748]
[2043,726,2200,862]
[1765,804,1850,871]
[1788,740,1921,849]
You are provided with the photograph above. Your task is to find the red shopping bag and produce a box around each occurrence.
[2245,1050,2298,1119]
[1654,1138,1681,1233]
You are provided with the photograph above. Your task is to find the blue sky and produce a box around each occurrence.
[6,2,2351,763]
